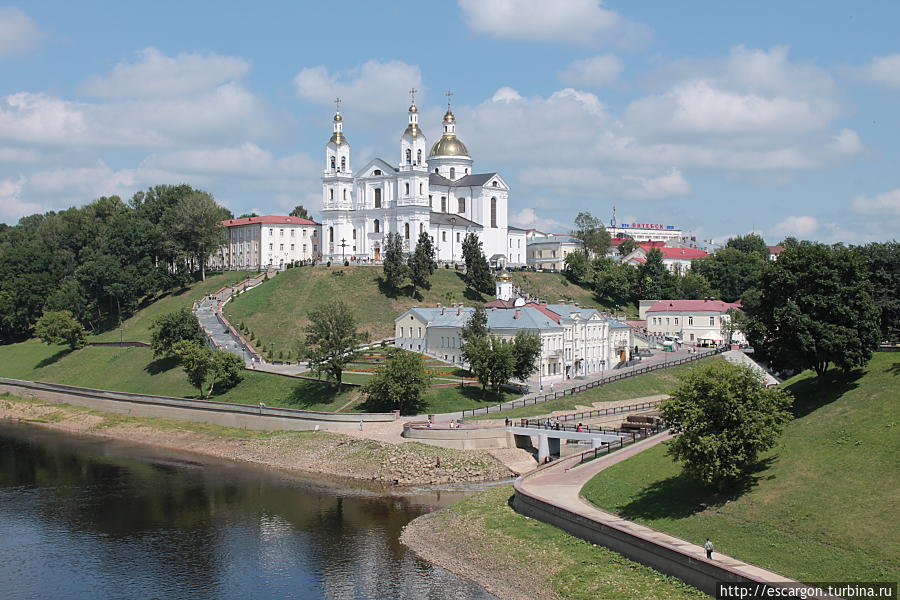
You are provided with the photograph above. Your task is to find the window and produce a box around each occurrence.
[280,229,284,236]
[329,227,334,243]
[374,188,382,208]
[420,223,425,234]
[428,195,433,209]
[341,156,346,171]
[404,223,410,239]
[442,231,446,242]
[374,219,380,233]
[303,244,307,253]
[456,232,460,242]
[352,229,356,239]
[269,229,273,236]
[269,243,273,250]
[441,196,447,212]
[290,244,294,250]
[458,197,465,213]
[343,189,347,200]
[279,243,283,251]
[417,149,422,164]
[674,317,679,325]
[405,182,410,195]
[434,168,438,173]
[405,149,411,164]
[290,229,295,237]
[709,316,715,326]
[330,156,335,170]
[329,188,334,200]
[688,316,693,325]
[374,169,382,176]
[490,197,497,228]
[449,167,455,179]
[419,182,423,194]
[493,181,498,187]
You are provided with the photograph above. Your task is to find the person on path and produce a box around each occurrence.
[704,538,714,560]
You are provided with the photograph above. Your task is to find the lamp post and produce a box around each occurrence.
[338,238,349,264]
[449,217,457,264]
[600,359,606,381]
[119,327,124,344]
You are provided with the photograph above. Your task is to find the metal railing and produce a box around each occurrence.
[570,422,666,467]
[523,399,662,427]
[460,347,727,417]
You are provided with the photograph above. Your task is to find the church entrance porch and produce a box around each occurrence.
[373,245,381,261]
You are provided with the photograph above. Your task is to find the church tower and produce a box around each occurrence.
[398,88,429,209]
[322,99,353,211]
[428,91,473,181]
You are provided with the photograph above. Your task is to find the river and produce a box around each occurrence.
[0,421,496,599]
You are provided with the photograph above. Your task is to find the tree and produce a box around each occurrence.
[35,310,86,350]
[485,337,516,392]
[660,361,793,489]
[676,271,714,300]
[289,205,310,219]
[725,233,769,261]
[172,341,243,398]
[461,306,488,344]
[461,233,494,295]
[637,247,676,299]
[302,301,366,390]
[745,242,881,380]
[572,212,611,257]
[854,241,900,342]
[617,238,639,257]
[594,259,638,306]
[382,232,408,291]
[692,247,765,302]
[361,349,431,415]
[150,308,205,358]
[563,251,591,284]
[407,231,436,297]
[511,331,541,382]
[169,190,227,281]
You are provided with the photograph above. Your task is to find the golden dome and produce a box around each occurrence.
[408,104,418,113]
[443,109,456,123]
[429,135,469,157]
[333,112,343,122]
[329,131,347,145]
[403,123,422,138]
[496,271,512,282]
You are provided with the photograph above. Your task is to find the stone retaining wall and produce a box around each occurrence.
[401,424,510,449]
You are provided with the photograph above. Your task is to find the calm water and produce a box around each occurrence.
[0,422,496,600]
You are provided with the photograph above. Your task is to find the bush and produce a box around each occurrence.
[326,260,332,267]
[344,260,350,266]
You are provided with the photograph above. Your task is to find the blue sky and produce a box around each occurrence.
[2,1,899,244]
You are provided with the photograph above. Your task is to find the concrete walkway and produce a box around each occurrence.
[722,349,780,386]
[519,433,798,585]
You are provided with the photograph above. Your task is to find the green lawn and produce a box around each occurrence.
[224,265,608,353]
[582,352,900,583]
[467,356,720,420]
[426,484,706,600]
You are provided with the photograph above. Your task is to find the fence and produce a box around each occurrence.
[569,422,665,467]
[460,347,726,417]
[522,399,661,429]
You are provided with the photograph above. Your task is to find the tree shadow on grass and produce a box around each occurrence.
[35,347,74,369]
[144,355,180,375]
[616,457,776,521]
[887,362,900,376]
[286,380,343,409]
[375,275,402,300]
[783,369,864,419]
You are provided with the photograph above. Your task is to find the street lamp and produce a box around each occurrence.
[449,217,457,264]
[338,238,349,264]
[119,327,124,344]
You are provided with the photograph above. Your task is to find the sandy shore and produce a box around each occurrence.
[0,394,514,486]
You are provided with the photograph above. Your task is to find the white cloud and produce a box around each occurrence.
[623,168,690,199]
[510,207,567,232]
[293,60,422,115]
[854,54,900,89]
[457,0,651,48]
[80,47,251,98]
[851,188,900,216]
[828,128,863,156]
[773,215,820,238]
[144,143,316,177]
[0,7,43,57]
[0,176,42,223]
[0,146,39,163]
[559,54,623,87]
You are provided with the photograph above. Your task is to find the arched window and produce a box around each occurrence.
[352,228,356,240]
[343,189,347,200]
[441,196,447,212]
[330,156,335,170]
[419,223,425,234]
[329,227,334,243]
[491,197,497,228]
[419,182,423,195]
[417,149,422,164]
[449,167,455,180]
[458,197,465,213]
[374,169,382,176]
[329,188,334,200]
[434,168,439,174]
[374,219,380,233]
[405,149,411,164]
[429,195,433,209]
[404,223,410,239]
[405,182,410,195]
[374,188,382,208]
[465,168,469,175]
[340,156,346,171]
[492,181,498,187]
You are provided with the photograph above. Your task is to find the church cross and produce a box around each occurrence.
[445,90,453,108]
[334,97,342,113]
[409,88,417,104]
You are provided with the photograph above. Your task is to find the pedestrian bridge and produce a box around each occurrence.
[507,426,627,463]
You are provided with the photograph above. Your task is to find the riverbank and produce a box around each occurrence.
[401,484,707,600]
[0,394,513,486]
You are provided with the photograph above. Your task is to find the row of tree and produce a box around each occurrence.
[0,185,231,342]
[460,307,541,393]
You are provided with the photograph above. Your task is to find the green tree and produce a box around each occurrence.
[725,233,769,261]
[461,306,488,344]
[172,341,243,398]
[485,337,516,392]
[150,308,205,358]
[35,310,86,350]
[572,212,612,257]
[289,205,310,219]
[563,251,591,284]
[660,361,793,489]
[637,247,677,299]
[511,331,541,382]
[362,349,432,415]
[745,242,881,379]
[382,232,408,292]
[692,247,766,302]
[462,334,492,391]
[461,233,493,295]
[676,271,714,300]
[302,301,366,390]
[617,238,639,257]
[594,259,638,306]
[854,241,900,342]
[407,231,436,297]
[170,190,228,281]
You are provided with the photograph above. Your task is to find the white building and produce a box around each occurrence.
[211,215,321,271]
[645,299,744,346]
[608,222,684,243]
[525,231,583,271]
[319,98,526,266]
[622,245,709,273]
[394,300,630,387]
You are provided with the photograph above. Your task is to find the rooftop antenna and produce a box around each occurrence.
[610,204,617,228]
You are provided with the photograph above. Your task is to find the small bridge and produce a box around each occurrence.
[507,426,628,463]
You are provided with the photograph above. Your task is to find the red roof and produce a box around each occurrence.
[631,257,647,264]
[646,299,741,314]
[220,215,318,227]
[767,245,785,255]
[636,240,667,248]
[655,247,708,260]
[528,302,561,323]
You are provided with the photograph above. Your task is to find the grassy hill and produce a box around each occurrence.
[224,265,610,355]
[582,352,900,582]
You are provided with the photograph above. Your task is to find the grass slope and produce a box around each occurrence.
[583,352,900,582]
[467,356,720,420]
[224,265,609,351]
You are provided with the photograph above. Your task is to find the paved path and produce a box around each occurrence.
[722,349,780,386]
[520,433,798,585]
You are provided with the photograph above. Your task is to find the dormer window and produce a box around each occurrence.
[492,181,498,187]
[374,169,382,176]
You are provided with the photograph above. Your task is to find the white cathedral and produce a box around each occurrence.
[320,95,526,266]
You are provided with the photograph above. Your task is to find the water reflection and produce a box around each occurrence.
[0,422,495,600]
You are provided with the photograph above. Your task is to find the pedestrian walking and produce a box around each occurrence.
[704,538,714,560]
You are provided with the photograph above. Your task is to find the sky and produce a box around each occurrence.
[1,0,899,245]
